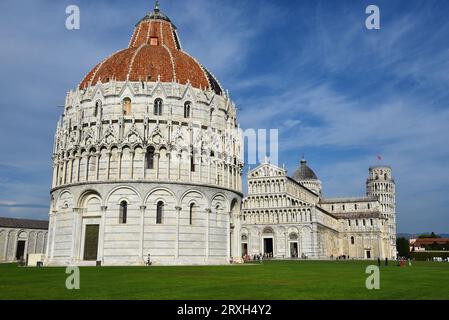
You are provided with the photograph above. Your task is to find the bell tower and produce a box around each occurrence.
[366,166,396,258]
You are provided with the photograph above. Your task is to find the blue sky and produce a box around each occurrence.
[0,0,448,233]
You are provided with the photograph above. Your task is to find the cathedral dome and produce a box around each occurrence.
[292,157,318,181]
[79,2,223,95]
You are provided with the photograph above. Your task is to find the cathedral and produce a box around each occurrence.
[45,3,396,266]
[241,159,396,260]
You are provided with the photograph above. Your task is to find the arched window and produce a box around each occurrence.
[184,101,191,118]
[146,146,155,169]
[384,173,388,180]
[210,109,214,121]
[189,203,194,225]
[354,204,358,210]
[123,97,132,115]
[119,201,127,224]
[154,98,163,116]
[348,220,351,226]
[368,203,371,209]
[94,100,102,117]
[156,201,164,224]
[351,236,355,245]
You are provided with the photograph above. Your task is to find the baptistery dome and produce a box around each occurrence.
[79,3,223,95]
[46,3,243,267]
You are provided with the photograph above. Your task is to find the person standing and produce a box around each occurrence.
[385,257,388,266]
[377,257,381,267]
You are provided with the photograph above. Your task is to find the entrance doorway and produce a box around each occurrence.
[16,240,26,260]
[365,250,371,259]
[263,238,273,255]
[290,242,298,258]
[242,243,248,256]
[83,224,99,261]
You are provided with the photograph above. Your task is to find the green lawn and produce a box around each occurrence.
[0,260,448,300]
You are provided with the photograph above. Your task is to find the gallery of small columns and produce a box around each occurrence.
[46,185,242,266]
[242,196,312,211]
[241,208,313,225]
[52,81,243,189]
[247,179,318,202]
[0,228,47,262]
[52,142,242,193]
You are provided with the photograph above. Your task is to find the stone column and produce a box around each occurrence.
[106,151,111,180]
[85,156,90,181]
[98,206,107,263]
[222,162,225,187]
[215,161,218,185]
[188,154,192,182]
[167,153,171,180]
[139,205,146,262]
[70,208,82,263]
[52,163,58,188]
[96,152,101,180]
[130,150,135,179]
[118,150,123,179]
[33,232,38,253]
[227,164,230,188]
[3,230,9,261]
[199,157,202,183]
[226,212,231,260]
[205,208,211,260]
[142,150,146,179]
[177,153,181,180]
[50,212,57,259]
[155,152,160,180]
[62,160,67,185]
[378,231,384,259]
[69,158,74,183]
[175,206,182,260]
[208,160,211,184]
[76,155,82,182]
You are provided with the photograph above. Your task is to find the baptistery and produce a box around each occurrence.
[46,3,243,266]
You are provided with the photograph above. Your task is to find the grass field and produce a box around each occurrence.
[0,260,448,300]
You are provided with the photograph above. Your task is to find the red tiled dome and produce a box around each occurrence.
[79,5,223,95]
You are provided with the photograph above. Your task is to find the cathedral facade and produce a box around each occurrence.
[45,4,396,266]
[241,159,396,260]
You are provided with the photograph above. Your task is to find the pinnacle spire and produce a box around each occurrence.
[154,0,160,13]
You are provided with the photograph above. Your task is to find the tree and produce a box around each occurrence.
[418,232,440,239]
[396,237,410,258]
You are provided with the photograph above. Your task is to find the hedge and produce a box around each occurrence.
[410,251,449,261]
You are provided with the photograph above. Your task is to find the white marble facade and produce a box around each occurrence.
[47,81,243,266]
[0,222,48,263]
[240,161,396,260]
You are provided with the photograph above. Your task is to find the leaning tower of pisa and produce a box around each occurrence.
[366,166,397,258]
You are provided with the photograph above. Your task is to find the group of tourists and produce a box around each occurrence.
[242,253,274,262]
